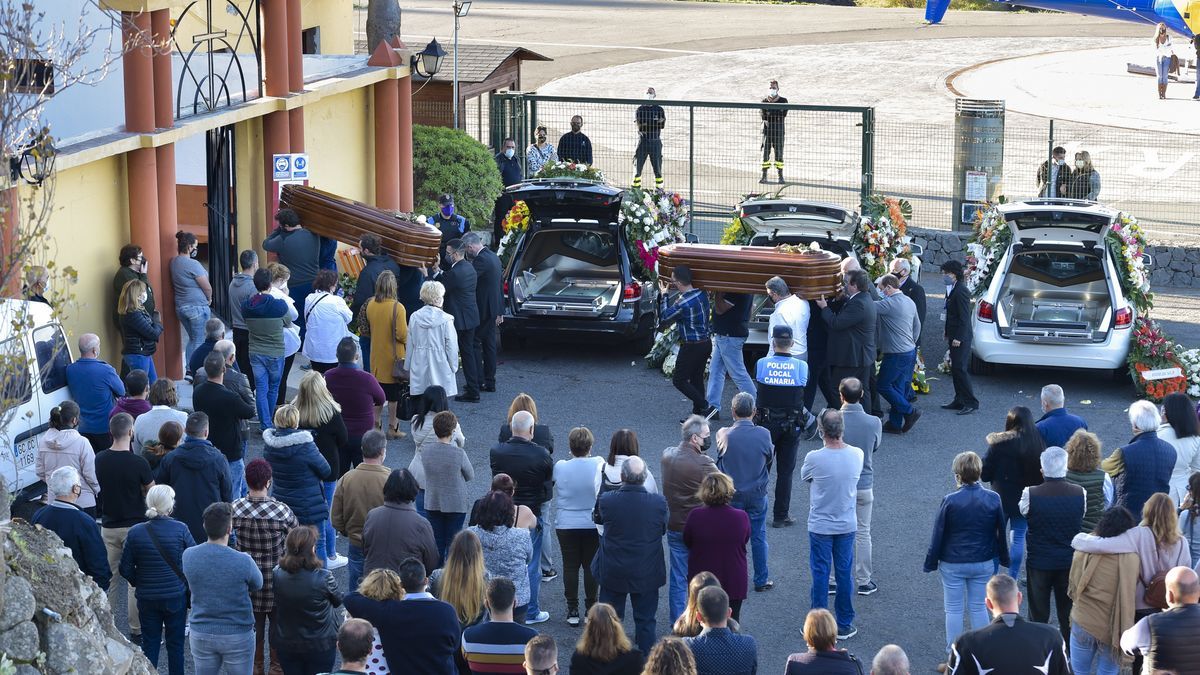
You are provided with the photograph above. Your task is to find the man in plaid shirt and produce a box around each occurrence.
[232,458,297,675]
[658,265,715,421]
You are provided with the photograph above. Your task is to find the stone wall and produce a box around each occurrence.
[908,227,1200,289]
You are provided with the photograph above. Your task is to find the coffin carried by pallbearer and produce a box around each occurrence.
[279,184,441,268]
[656,243,842,299]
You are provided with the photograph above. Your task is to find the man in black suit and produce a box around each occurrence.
[427,239,482,402]
[941,259,978,415]
[816,269,877,410]
[463,232,502,393]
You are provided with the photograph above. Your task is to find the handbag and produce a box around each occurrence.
[390,302,409,382]
[592,467,622,525]
[1145,569,1170,610]
[356,302,371,337]
[145,519,191,609]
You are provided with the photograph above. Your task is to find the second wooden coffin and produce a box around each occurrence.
[280,184,442,268]
[657,244,842,299]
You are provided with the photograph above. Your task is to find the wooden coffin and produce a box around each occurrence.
[657,244,842,299]
[279,185,441,268]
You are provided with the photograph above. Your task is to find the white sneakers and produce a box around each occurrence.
[327,554,349,570]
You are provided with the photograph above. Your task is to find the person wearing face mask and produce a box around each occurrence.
[890,257,926,404]
[557,115,593,165]
[526,124,558,175]
[118,279,163,384]
[1154,22,1173,100]
[114,244,155,331]
[633,87,666,189]
[431,194,470,263]
[1066,151,1101,201]
[424,239,482,402]
[940,260,979,415]
[660,415,718,622]
[1036,146,1071,199]
[760,80,788,184]
[493,138,525,251]
[170,231,213,373]
[264,208,327,340]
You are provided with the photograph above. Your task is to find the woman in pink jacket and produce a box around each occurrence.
[37,401,101,516]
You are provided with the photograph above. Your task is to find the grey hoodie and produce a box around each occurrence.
[37,428,101,509]
[228,273,257,330]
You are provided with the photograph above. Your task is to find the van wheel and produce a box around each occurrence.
[630,318,656,355]
[969,354,994,376]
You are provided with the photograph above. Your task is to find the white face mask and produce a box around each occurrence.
[504,148,515,159]
[1075,160,1085,169]
[645,92,655,100]
[768,88,778,97]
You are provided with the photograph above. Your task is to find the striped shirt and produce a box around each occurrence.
[231,496,297,614]
[461,620,538,674]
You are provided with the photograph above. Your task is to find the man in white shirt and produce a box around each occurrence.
[765,276,809,360]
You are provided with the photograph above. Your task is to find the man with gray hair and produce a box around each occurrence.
[463,230,504,393]
[871,645,910,675]
[800,408,864,640]
[592,454,668,655]
[716,392,774,591]
[1102,399,1175,519]
[490,409,553,624]
[65,332,126,452]
[874,274,921,434]
[1035,384,1088,449]
[188,317,227,377]
[662,414,718,619]
[1019,446,1085,641]
[33,466,112,590]
[765,276,809,359]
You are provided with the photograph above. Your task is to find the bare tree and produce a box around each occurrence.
[367,0,401,52]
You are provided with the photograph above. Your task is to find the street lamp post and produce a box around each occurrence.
[452,1,471,129]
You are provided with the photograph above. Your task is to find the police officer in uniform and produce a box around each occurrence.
[755,324,815,528]
[432,193,469,262]
[760,80,788,184]
[633,87,666,189]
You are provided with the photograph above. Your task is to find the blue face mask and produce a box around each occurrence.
[441,205,455,218]
[943,274,955,286]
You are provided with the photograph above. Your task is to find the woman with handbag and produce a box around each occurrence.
[365,270,408,439]
[119,485,195,675]
[302,269,353,374]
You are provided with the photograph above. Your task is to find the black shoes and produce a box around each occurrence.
[941,401,964,410]
[882,422,903,435]
[956,406,978,416]
[755,581,775,592]
[481,384,497,392]
[902,408,922,432]
[771,517,796,528]
[455,393,481,403]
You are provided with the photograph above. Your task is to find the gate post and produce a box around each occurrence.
[860,107,875,209]
[688,105,696,232]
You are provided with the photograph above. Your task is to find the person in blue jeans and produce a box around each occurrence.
[1067,506,1139,675]
[661,415,719,621]
[800,409,865,640]
[982,406,1045,580]
[242,268,294,428]
[924,451,1009,663]
[717,392,774,591]
[169,231,212,371]
[874,275,922,434]
[182,502,263,675]
[705,292,758,415]
[117,279,162,385]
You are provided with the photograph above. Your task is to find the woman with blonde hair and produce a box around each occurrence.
[1064,429,1114,533]
[1154,22,1173,99]
[343,568,406,675]
[672,571,740,638]
[430,528,487,630]
[499,392,555,451]
[406,280,458,398]
[640,637,697,675]
[784,608,862,674]
[365,270,408,437]
[683,472,750,620]
[571,603,645,675]
[263,404,332,567]
[293,370,349,570]
[1068,150,1101,201]
[118,278,163,383]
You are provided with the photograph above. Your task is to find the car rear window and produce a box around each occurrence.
[1010,251,1105,286]
[0,336,31,409]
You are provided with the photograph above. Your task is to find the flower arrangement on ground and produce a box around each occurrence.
[620,187,689,282]
[645,324,679,377]
[1107,214,1153,315]
[1127,317,1187,401]
[964,205,1011,296]
[855,195,915,280]
[533,161,605,182]
[497,200,531,268]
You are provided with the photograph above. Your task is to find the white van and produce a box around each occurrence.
[0,299,73,518]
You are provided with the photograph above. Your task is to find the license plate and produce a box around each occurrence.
[14,436,37,470]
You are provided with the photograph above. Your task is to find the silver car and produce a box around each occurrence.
[970,199,1140,374]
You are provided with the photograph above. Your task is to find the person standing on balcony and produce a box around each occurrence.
[760,80,788,184]
[633,87,665,189]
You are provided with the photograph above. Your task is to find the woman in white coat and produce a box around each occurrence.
[302,268,354,373]
[407,280,459,398]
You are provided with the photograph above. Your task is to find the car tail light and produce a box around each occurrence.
[977,300,995,323]
[503,280,509,297]
[623,283,642,302]
[1114,306,1132,328]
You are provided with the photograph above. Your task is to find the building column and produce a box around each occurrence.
[398,74,414,211]
[151,8,182,379]
[286,0,305,152]
[373,79,400,211]
[261,0,291,241]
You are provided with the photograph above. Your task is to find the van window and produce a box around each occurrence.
[33,324,70,394]
[1010,251,1105,287]
[0,336,32,408]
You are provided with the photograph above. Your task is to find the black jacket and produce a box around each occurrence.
[352,254,402,316]
[592,485,668,593]
[822,292,876,367]
[305,413,349,480]
[437,260,480,331]
[156,437,233,543]
[557,131,594,164]
[570,649,645,675]
[498,423,555,454]
[192,380,256,462]
[489,437,553,515]
[945,282,973,343]
[472,248,504,321]
[948,614,1070,675]
[120,310,163,356]
[899,276,927,340]
[981,429,1045,519]
[270,567,342,653]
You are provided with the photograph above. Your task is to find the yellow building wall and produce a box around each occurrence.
[171,1,353,56]
[40,156,129,366]
[304,87,373,204]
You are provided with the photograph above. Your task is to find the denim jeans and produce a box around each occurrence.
[526,519,544,620]
[1157,55,1171,85]
[250,353,284,428]
[598,587,659,656]
[276,646,336,675]
[731,492,769,587]
[320,481,338,560]
[667,529,689,620]
[706,334,758,410]
[1007,514,1028,578]
[312,518,329,568]
[426,511,467,567]
[1070,621,1121,675]
[189,628,256,675]
[137,595,186,674]
[228,458,247,500]
[122,353,158,385]
[809,531,855,629]
[177,304,210,368]
[938,560,993,654]
[347,543,365,594]
[878,349,916,428]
